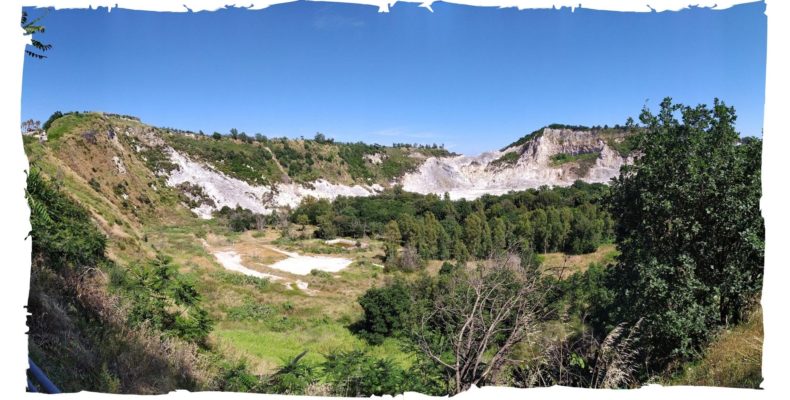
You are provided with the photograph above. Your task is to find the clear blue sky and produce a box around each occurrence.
[21,1,766,154]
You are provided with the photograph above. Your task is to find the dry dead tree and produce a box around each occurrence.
[412,251,546,394]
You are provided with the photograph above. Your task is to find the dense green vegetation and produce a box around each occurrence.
[605,98,764,374]
[550,151,601,176]
[502,127,545,150]
[26,168,213,393]
[166,133,283,185]
[165,129,453,186]
[292,181,615,270]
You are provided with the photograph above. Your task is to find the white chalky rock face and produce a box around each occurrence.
[166,149,275,217]
[164,148,382,218]
[112,155,127,174]
[400,128,632,200]
[272,180,382,210]
[162,128,632,216]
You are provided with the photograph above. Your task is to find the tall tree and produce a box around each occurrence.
[491,217,507,255]
[608,98,764,370]
[530,209,550,253]
[383,220,402,267]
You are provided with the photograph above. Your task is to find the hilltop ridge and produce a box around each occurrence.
[25,111,638,222]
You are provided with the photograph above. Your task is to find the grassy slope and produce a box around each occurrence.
[666,307,763,388]
[31,113,422,377]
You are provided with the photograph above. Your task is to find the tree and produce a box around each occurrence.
[491,217,507,255]
[452,238,469,266]
[21,119,41,133]
[608,98,764,371]
[383,220,401,267]
[530,209,550,253]
[212,132,222,140]
[397,213,421,246]
[42,111,63,131]
[411,254,546,394]
[355,280,412,344]
[463,213,484,258]
[437,225,451,260]
[295,214,309,230]
[315,213,336,239]
[22,10,52,59]
[398,245,423,272]
[421,212,441,259]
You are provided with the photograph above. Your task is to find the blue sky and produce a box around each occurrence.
[21,1,766,154]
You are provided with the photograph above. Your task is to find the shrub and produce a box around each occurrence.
[322,350,408,396]
[354,280,412,344]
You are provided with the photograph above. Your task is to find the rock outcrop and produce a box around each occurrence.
[400,128,634,199]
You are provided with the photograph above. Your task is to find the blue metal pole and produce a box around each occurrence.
[28,357,61,394]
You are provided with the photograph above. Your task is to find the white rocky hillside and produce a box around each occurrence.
[400,128,634,200]
[163,148,383,218]
[131,125,633,218]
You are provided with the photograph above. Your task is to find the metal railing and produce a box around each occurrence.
[27,357,61,394]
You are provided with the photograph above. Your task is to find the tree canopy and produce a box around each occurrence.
[606,98,764,371]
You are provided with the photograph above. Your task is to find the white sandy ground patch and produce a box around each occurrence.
[266,246,353,276]
[212,250,310,290]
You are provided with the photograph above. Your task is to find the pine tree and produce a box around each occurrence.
[452,239,469,266]
[492,217,507,254]
[463,213,484,258]
[383,220,402,267]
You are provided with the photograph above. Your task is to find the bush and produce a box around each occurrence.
[354,280,412,344]
[119,255,213,344]
[26,168,106,271]
[264,351,318,395]
[322,350,408,396]
[215,360,263,392]
[42,110,64,132]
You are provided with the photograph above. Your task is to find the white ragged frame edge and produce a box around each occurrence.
[0,1,785,399]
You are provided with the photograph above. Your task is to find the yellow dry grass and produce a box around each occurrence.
[669,306,763,388]
[539,243,619,279]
